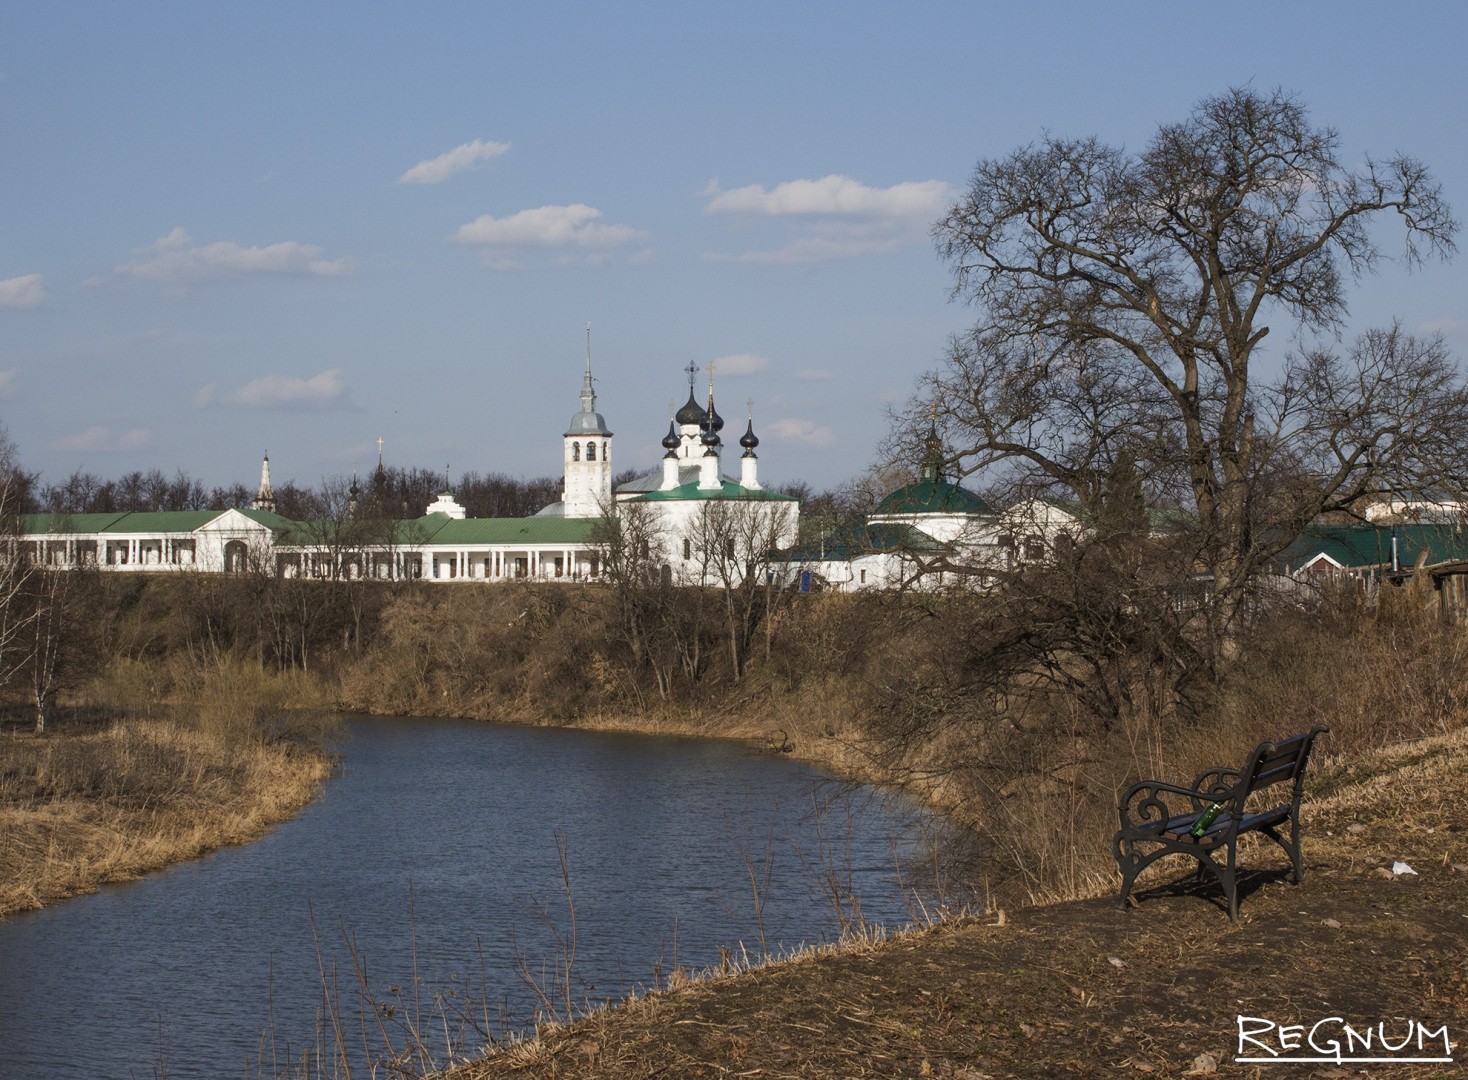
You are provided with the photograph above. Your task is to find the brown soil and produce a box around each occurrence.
[444,734,1467,1080]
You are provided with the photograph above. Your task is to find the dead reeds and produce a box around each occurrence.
[0,656,336,918]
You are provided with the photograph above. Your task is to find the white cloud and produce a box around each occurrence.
[198,368,347,409]
[710,353,770,377]
[51,425,153,452]
[1418,318,1461,336]
[54,426,111,452]
[399,138,510,184]
[703,175,955,264]
[0,273,45,309]
[768,417,836,447]
[0,369,18,398]
[453,204,643,268]
[705,175,952,218]
[708,217,937,266]
[117,228,355,283]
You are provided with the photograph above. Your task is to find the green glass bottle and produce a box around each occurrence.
[1189,800,1225,838]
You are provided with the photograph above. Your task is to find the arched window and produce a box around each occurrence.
[572,442,580,461]
[587,441,597,461]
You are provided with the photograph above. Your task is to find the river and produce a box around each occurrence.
[0,716,941,1079]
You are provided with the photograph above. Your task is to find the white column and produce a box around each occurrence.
[741,454,760,490]
[699,452,720,489]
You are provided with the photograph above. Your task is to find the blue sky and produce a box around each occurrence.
[2,2,1465,495]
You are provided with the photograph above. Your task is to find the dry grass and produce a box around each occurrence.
[0,657,337,919]
[428,718,1467,1080]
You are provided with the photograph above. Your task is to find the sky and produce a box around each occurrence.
[2,2,1466,498]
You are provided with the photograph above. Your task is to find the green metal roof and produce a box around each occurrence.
[232,509,297,531]
[778,522,945,562]
[628,480,797,503]
[21,510,226,535]
[1275,523,1468,573]
[22,512,131,534]
[427,516,604,545]
[873,479,991,517]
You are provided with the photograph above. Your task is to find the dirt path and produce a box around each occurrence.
[445,738,1466,1079]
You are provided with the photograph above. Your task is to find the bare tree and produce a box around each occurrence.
[27,564,98,733]
[590,500,679,700]
[0,429,37,699]
[920,86,1463,675]
[697,497,798,681]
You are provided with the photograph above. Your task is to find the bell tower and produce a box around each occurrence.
[562,324,613,517]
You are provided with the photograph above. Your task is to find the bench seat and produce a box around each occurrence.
[1113,726,1328,921]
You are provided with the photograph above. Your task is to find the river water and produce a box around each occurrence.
[0,716,940,1079]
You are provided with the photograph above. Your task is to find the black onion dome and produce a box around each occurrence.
[661,419,680,450]
[739,418,759,451]
[707,400,725,432]
[675,389,706,426]
[701,422,721,447]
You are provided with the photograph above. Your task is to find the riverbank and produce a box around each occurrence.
[0,713,333,918]
[440,726,1468,1078]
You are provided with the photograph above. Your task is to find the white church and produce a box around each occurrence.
[18,345,798,584]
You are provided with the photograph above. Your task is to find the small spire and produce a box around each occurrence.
[676,366,707,427]
[253,451,276,513]
[921,414,945,483]
[580,323,596,413]
[739,405,761,489]
[740,400,760,455]
[704,363,724,435]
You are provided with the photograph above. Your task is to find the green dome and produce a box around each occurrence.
[873,478,991,517]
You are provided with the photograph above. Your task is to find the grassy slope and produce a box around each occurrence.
[441,728,1468,1080]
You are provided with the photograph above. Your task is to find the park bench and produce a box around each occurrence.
[1113,725,1329,921]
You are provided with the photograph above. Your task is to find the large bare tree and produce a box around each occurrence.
[921,87,1463,671]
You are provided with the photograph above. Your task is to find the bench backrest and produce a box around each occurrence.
[1234,725,1329,811]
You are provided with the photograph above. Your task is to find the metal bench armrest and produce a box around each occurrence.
[1117,778,1226,835]
[1190,767,1241,801]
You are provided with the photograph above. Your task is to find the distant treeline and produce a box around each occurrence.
[23,465,606,520]
[23,464,872,526]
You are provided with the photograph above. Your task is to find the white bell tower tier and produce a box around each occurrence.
[561,325,613,518]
